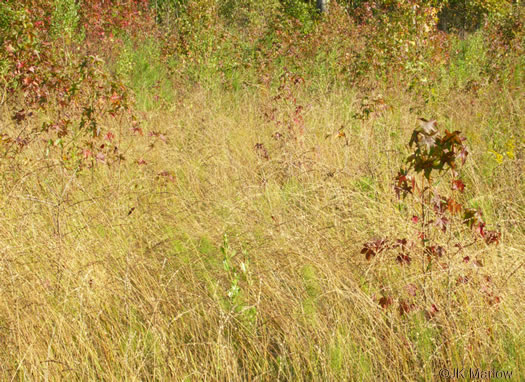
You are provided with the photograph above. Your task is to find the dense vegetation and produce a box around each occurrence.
[1,0,523,380]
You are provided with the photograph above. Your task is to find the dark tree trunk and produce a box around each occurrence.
[317,0,329,13]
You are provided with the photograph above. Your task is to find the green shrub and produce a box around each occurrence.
[117,38,174,110]
[446,31,489,87]
[438,0,514,32]
[280,0,318,32]
[51,0,82,41]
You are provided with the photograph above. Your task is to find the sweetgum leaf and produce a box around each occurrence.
[418,118,438,135]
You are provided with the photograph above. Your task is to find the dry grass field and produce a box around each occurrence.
[1,81,523,380]
[0,1,523,380]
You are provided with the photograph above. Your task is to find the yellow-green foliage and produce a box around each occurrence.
[51,0,81,41]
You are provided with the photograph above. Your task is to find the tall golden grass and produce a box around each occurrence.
[0,79,523,380]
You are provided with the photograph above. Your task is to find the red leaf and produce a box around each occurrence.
[411,215,419,224]
[447,198,462,215]
[12,109,28,123]
[254,143,269,160]
[456,275,469,285]
[488,296,501,306]
[458,146,469,165]
[379,296,393,309]
[452,179,465,192]
[463,256,470,263]
[395,238,408,248]
[398,299,416,316]
[425,245,445,258]
[484,230,501,245]
[425,304,439,320]
[131,126,143,135]
[110,92,121,105]
[396,254,411,265]
[361,239,389,260]
[477,223,486,237]
[105,131,115,141]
